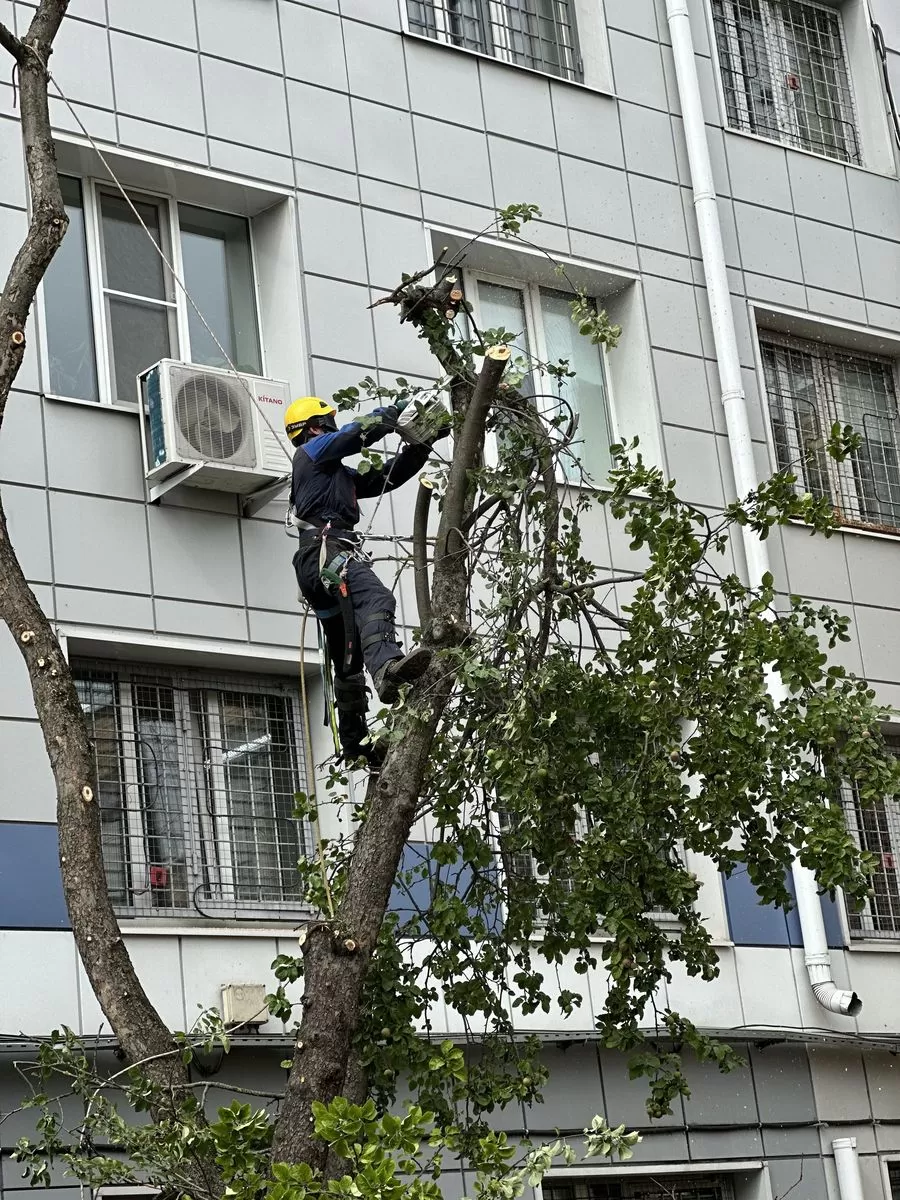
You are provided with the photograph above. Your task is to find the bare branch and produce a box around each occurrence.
[0,21,23,62]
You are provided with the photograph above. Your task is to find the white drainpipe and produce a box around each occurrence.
[832,1138,865,1200]
[664,0,860,1018]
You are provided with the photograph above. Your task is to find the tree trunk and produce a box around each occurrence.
[272,345,509,1170]
[0,0,185,1093]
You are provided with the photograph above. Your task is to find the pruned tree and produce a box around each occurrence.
[2,13,899,1200]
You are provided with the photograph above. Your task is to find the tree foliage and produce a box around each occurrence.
[4,172,900,1197]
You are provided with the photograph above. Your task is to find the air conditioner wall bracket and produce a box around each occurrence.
[148,461,208,504]
[240,473,291,519]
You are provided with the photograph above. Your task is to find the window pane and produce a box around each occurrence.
[475,279,533,388]
[43,176,99,401]
[540,288,612,482]
[475,279,535,446]
[761,340,831,502]
[832,353,900,527]
[107,296,175,404]
[99,190,172,300]
[132,681,189,911]
[476,279,528,343]
[178,205,262,374]
[219,691,302,903]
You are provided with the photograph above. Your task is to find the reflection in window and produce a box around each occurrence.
[44,177,99,401]
[179,205,262,375]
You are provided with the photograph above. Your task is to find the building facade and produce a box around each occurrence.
[3,0,900,1197]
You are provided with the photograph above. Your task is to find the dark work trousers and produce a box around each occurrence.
[293,537,404,758]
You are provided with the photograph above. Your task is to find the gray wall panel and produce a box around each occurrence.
[0,719,56,822]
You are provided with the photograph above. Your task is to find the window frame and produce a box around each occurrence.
[709,0,863,167]
[462,267,618,486]
[73,659,312,923]
[38,176,265,410]
[758,327,900,534]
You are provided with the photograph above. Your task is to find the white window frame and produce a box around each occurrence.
[463,268,618,486]
[74,660,312,923]
[709,0,862,166]
[38,176,265,410]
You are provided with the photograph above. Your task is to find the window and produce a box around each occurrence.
[499,807,683,928]
[43,178,262,406]
[760,331,900,531]
[74,661,310,920]
[711,0,860,164]
[889,1161,900,1199]
[406,0,582,82]
[843,735,900,940]
[466,273,614,483]
[543,1177,735,1200]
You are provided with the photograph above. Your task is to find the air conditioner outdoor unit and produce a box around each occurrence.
[139,359,293,496]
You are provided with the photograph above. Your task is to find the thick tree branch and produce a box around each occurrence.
[0,0,190,1119]
[0,21,23,62]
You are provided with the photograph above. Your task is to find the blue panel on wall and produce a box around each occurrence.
[389,841,502,935]
[0,822,69,929]
[723,868,843,948]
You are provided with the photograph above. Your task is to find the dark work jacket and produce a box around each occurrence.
[290,407,430,533]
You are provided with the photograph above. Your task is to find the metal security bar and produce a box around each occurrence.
[711,0,860,164]
[761,332,900,532]
[843,737,900,940]
[543,1177,735,1200]
[406,0,582,82]
[74,661,311,921]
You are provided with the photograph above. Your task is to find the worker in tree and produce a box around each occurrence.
[285,395,441,767]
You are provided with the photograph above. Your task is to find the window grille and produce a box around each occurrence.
[74,661,311,921]
[406,0,582,82]
[843,736,900,940]
[542,1176,734,1200]
[761,332,900,532]
[889,1161,900,1199]
[711,0,860,164]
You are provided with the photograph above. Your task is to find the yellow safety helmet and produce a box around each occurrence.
[284,396,337,444]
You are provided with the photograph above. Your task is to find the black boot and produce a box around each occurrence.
[334,673,384,769]
[372,647,432,704]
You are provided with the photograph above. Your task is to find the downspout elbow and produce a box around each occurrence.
[805,953,861,1016]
